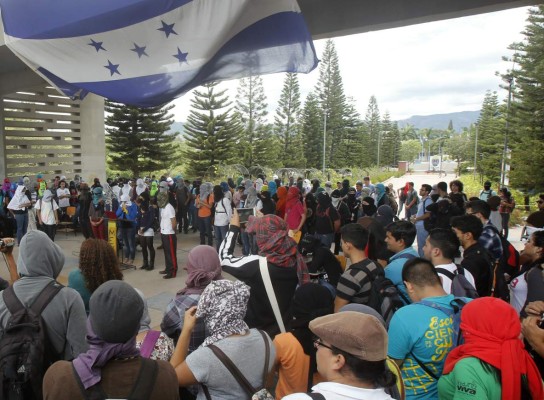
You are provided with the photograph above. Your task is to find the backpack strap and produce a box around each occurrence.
[73,364,108,400]
[127,357,159,400]
[139,330,161,359]
[29,281,63,315]
[435,267,456,281]
[307,393,326,400]
[258,330,271,391]
[207,343,255,396]
[408,350,439,380]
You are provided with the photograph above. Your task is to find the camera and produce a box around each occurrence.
[0,239,14,248]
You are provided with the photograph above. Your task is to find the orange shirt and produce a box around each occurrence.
[196,195,214,218]
[273,332,324,399]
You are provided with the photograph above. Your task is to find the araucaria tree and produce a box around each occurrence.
[315,39,349,169]
[363,96,382,166]
[106,101,177,177]
[236,75,276,167]
[505,6,544,191]
[274,73,305,167]
[183,82,243,178]
[301,93,323,169]
[476,91,504,181]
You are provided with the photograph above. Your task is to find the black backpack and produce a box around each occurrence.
[0,281,63,400]
[351,260,404,328]
[436,266,479,299]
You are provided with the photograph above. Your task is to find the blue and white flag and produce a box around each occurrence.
[0,0,318,106]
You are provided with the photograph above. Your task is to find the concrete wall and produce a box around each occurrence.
[0,85,105,182]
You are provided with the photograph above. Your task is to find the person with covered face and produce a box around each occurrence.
[7,183,32,244]
[314,192,341,249]
[89,186,106,240]
[36,189,60,241]
[43,281,179,399]
[170,279,275,399]
[219,210,310,336]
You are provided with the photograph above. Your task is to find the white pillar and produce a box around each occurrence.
[80,94,106,182]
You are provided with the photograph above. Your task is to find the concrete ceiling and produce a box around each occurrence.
[0,0,539,90]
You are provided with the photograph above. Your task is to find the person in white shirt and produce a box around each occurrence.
[56,180,71,218]
[157,191,177,279]
[36,189,60,241]
[212,185,232,252]
[284,312,395,400]
[423,228,475,294]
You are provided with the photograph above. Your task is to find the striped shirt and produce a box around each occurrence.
[336,258,381,305]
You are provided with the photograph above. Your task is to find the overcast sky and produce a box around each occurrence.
[171,6,531,123]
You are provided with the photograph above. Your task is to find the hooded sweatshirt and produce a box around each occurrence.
[0,230,88,359]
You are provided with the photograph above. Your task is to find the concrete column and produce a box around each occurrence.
[0,102,5,178]
[80,94,106,182]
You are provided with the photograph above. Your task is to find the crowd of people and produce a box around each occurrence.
[0,172,543,399]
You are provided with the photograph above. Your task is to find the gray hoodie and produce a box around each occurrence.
[0,230,88,359]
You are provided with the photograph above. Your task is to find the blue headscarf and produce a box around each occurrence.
[220,181,230,193]
[267,181,277,197]
[375,183,386,204]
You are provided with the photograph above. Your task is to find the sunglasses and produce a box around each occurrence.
[313,338,333,351]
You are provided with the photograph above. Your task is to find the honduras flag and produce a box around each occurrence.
[0,0,318,106]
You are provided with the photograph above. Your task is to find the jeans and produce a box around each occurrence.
[198,216,212,246]
[42,224,56,242]
[121,225,136,260]
[315,232,335,250]
[500,212,510,239]
[177,205,189,232]
[14,212,28,244]
[139,235,155,267]
[214,225,229,252]
[416,225,429,257]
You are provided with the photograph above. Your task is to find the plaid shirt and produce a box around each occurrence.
[478,222,503,261]
[160,293,207,352]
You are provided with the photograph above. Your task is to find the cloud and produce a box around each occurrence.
[171,6,531,123]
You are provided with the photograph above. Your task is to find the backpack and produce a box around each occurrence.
[350,260,404,328]
[410,298,468,380]
[479,189,493,201]
[0,281,63,400]
[435,266,479,299]
[387,193,399,215]
[75,357,158,400]
[488,225,520,301]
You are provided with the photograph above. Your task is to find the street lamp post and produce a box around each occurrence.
[473,123,478,179]
[501,75,513,187]
[377,131,381,168]
[322,111,327,174]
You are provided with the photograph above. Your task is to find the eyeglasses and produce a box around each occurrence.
[313,338,333,351]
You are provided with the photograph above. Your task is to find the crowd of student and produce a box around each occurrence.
[0,173,543,399]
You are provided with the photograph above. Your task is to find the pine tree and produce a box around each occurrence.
[315,39,348,168]
[301,93,323,169]
[363,96,382,166]
[335,98,363,167]
[380,112,396,167]
[105,102,177,177]
[476,91,504,181]
[274,73,305,167]
[504,6,544,191]
[183,82,243,178]
[236,75,271,167]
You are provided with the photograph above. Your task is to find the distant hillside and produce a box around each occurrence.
[168,121,184,136]
[397,110,480,131]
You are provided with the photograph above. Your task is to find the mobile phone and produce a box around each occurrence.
[238,208,254,224]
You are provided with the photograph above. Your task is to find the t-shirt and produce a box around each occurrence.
[388,294,459,400]
[479,189,497,201]
[405,189,419,213]
[509,271,528,314]
[214,198,232,227]
[273,332,324,399]
[35,198,59,225]
[57,188,70,208]
[437,357,501,400]
[460,243,493,297]
[42,357,179,400]
[336,258,381,305]
[186,329,275,400]
[286,201,305,230]
[283,382,393,400]
[197,195,214,218]
[67,269,91,314]
[435,263,476,295]
[385,247,418,304]
[314,205,340,235]
[160,203,176,234]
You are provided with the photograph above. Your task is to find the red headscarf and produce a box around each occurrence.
[443,297,543,400]
[276,186,288,218]
[246,214,309,285]
[286,186,301,209]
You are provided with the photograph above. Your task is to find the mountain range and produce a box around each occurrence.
[167,110,481,136]
[396,110,480,131]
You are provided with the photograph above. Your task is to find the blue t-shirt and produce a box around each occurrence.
[385,247,418,304]
[388,294,459,400]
